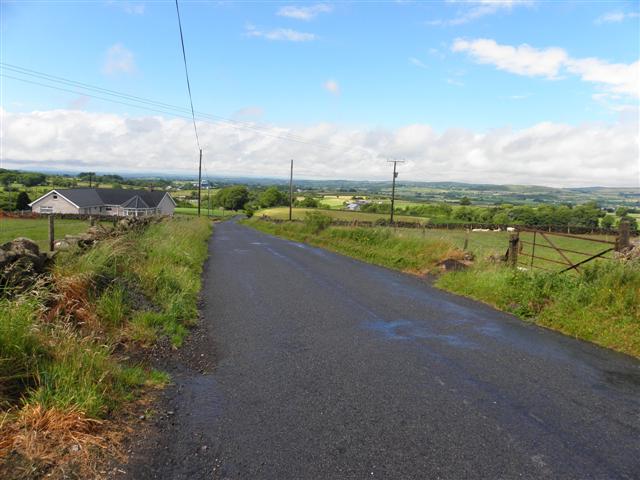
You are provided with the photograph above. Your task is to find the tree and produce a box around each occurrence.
[214,185,250,211]
[600,215,615,230]
[616,207,629,217]
[459,196,471,205]
[296,197,319,208]
[619,215,638,233]
[259,187,288,208]
[15,191,31,211]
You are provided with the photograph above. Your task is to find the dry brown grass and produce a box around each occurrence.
[0,404,113,479]
[44,274,99,333]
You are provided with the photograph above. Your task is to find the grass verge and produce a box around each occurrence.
[244,216,459,273]
[0,216,212,478]
[436,260,640,357]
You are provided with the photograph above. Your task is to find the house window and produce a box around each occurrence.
[40,206,53,213]
[53,195,58,199]
[106,207,112,211]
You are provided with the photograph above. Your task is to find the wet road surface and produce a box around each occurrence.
[132,220,640,479]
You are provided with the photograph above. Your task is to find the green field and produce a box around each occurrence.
[175,206,226,217]
[258,207,425,224]
[255,208,619,272]
[0,217,90,250]
[392,227,617,272]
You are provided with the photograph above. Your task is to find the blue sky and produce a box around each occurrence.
[1,1,639,186]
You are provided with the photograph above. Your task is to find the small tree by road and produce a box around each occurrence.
[214,185,250,211]
[15,191,32,211]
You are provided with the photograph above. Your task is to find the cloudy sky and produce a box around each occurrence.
[1,0,638,187]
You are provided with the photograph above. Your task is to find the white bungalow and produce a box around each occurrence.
[29,188,176,216]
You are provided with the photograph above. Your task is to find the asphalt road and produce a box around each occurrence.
[132,220,640,479]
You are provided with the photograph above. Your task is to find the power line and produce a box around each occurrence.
[174,0,200,150]
[0,63,320,145]
[0,65,348,151]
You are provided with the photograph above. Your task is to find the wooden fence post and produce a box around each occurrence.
[463,229,469,250]
[508,232,519,267]
[48,215,55,252]
[616,221,630,252]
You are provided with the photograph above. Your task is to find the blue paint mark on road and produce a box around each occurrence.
[364,319,477,348]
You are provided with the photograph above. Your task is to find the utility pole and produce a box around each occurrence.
[197,149,202,217]
[288,159,294,221]
[207,184,211,218]
[388,159,404,224]
[89,172,92,188]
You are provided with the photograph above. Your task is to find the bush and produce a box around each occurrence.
[296,197,319,208]
[304,211,332,233]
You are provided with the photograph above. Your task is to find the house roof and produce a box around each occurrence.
[121,195,150,209]
[31,188,171,208]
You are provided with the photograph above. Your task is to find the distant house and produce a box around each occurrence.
[29,188,176,217]
[345,199,370,211]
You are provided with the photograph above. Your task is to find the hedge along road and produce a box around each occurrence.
[132,219,640,479]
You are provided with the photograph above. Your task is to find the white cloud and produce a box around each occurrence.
[1,108,637,187]
[446,78,464,87]
[245,24,317,42]
[323,79,340,95]
[428,0,533,26]
[68,96,91,110]
[566,57,640,97]
[232,106,265,120]
[452,38,566,78]
[107,1,145,15]
[595,11,639,24]
[123,2,145,15]
[452,38,640,98]
[102,43,136,75]
[277,4,333,21]
[409,57,428,69]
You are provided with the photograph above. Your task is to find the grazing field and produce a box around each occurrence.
[394,228,618,272]
[254,209,619,272]
[175,206,226,217]
[258,207,425,224]
[0,217,89,249]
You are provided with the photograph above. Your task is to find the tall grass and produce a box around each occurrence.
[1,217,211,421]
[245,218,458,273]
[0,298,45,407]
[436,260,640,357]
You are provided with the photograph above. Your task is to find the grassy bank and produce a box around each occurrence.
[258,206,426,224]
[245,217,639,358]
[244,216,459,273]
[0,217,212,477]
[436,261,640,357]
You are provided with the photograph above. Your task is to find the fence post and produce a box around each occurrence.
[463,229,469,250]
[508,232,519,267]
[616,221,630,252]
[48,214,55,252]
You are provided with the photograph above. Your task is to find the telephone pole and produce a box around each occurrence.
[388,159,404,224]
[288,159,294,221]
[197,148,202,217]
